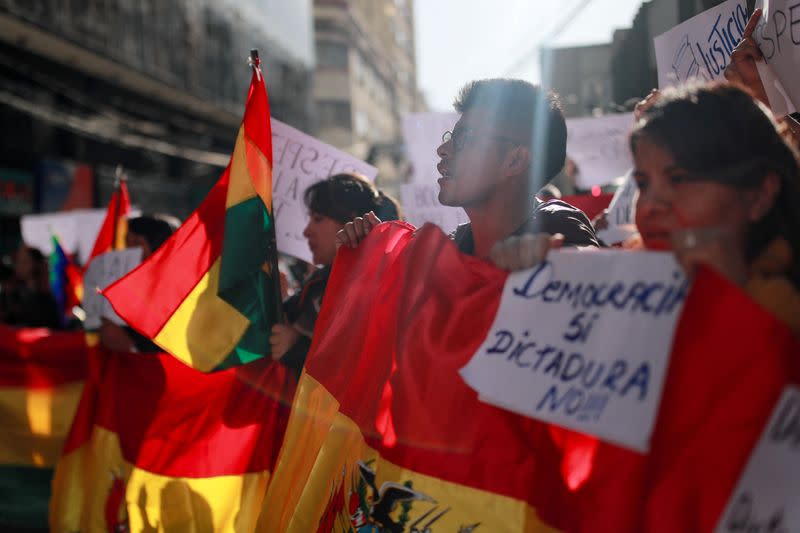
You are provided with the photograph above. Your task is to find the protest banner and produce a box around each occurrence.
[460,250,688,452]
[402,112,458,185]
[82,248,142,330]
[399,183,467,235]
[654,0,749,87]
[597,172,639,244]
[21,209,108,264]
[565,113,634,189]
[714,385,800,533]
[271,119,377,263]
[754,0,800,116]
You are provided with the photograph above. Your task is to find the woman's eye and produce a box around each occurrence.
[669,173,691,184]
[634,179,648,191]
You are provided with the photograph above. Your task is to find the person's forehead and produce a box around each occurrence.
[454,107,495,129]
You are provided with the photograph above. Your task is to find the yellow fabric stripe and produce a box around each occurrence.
[258,373,345,532]
[153,257,250,372]
[51,426,272,533]
[126,465,270,533]
[0,381,83,467]
[226,128,257,208]
[114,217,129,251]
[259,373,560,533]
[226,127,273,212]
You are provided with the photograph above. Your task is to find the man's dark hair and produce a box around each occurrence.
[453,78,567,188]
[304,173,401,224]
[128,214,180,253]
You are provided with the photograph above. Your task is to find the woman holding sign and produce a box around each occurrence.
[269,173,400,377]
[493,83,800,335]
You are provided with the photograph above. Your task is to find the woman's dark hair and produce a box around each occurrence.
[303,173,401,224]
[630,82,800,286]
[128,214,180,253]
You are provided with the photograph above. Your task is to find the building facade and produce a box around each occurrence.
[0,0,314,253]
[313,0,422,196]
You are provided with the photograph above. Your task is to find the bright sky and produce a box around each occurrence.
[415,0,646,111]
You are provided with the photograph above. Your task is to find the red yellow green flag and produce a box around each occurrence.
[0,326,87,530]
[103,58,278,372]
[87,179,131,264]
[49,350,293,532]
[262,222,800,532]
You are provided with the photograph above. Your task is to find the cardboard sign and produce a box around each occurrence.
[460,250,688,452]
[565,113,634,189]
[654,0,749,87]
[402,112,458,185]
[399,183,468,236]
[715,385,800,533]
[83,248,143,330]
[754,0,800,116]
[597,171,639,245]
[270,119,378,264]
[21,209,108,264]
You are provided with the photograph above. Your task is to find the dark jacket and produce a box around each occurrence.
[280,266,331,378]
[451,198,600,255]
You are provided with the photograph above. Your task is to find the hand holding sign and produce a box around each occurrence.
[724,9,770,105]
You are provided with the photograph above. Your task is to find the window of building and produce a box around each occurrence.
[316,41,349,70]
[318,101,352,129]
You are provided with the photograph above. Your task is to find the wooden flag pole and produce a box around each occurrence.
[249,49,284,324]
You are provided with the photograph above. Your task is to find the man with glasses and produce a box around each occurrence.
[338,78,598,265]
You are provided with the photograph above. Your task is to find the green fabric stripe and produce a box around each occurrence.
[0,464,52,529]
[217,196,279,369]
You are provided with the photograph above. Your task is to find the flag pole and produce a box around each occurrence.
[249,49,284,324]
[112,165,125,251]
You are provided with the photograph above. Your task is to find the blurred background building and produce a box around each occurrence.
[542,0,756,119]
[313,0,425,197]
[0,0,315,252]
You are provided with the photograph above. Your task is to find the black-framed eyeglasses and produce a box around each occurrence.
[441,129,520,152]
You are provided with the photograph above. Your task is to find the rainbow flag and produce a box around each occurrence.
[0,326,87,530]
[49,234,83,323]
[103,58,278,372]
[262,222,799,532]
[49,349,293,532]
[87,179,131,265]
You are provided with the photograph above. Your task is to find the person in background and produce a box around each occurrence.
[0,245,60,329]
[337,79,599,261]
[269,173,400,377]
[100,214,180,352]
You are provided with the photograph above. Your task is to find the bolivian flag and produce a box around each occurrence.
[104,60,278,372]
[0,326,87,530]
[261,222,800,532]
[87,178,131,263]
[50,350,293,532]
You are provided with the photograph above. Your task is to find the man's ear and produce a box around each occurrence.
[749,172,780,222]
[503,145,531,178]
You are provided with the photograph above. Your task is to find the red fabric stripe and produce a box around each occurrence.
[0,326,87,388]
[103,172,228,337]
[87,181,131,263]
[306,223,577,530]
[307,223,799,532]
[92,351,294,477]
[243,67,273,167]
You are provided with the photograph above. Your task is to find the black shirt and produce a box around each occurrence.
[450,198,600,255]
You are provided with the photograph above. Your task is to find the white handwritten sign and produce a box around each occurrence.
[597,171,639,245]
[460,250,688,452]
[399,183,468,235]
[402,112,458,185]
[715,385,800,533]
[754,0,800,117]
[654,0,749,88]
[270,119,378,264]
[83,248,142,330]
[565,113,634,189]
[21,209,108,264]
